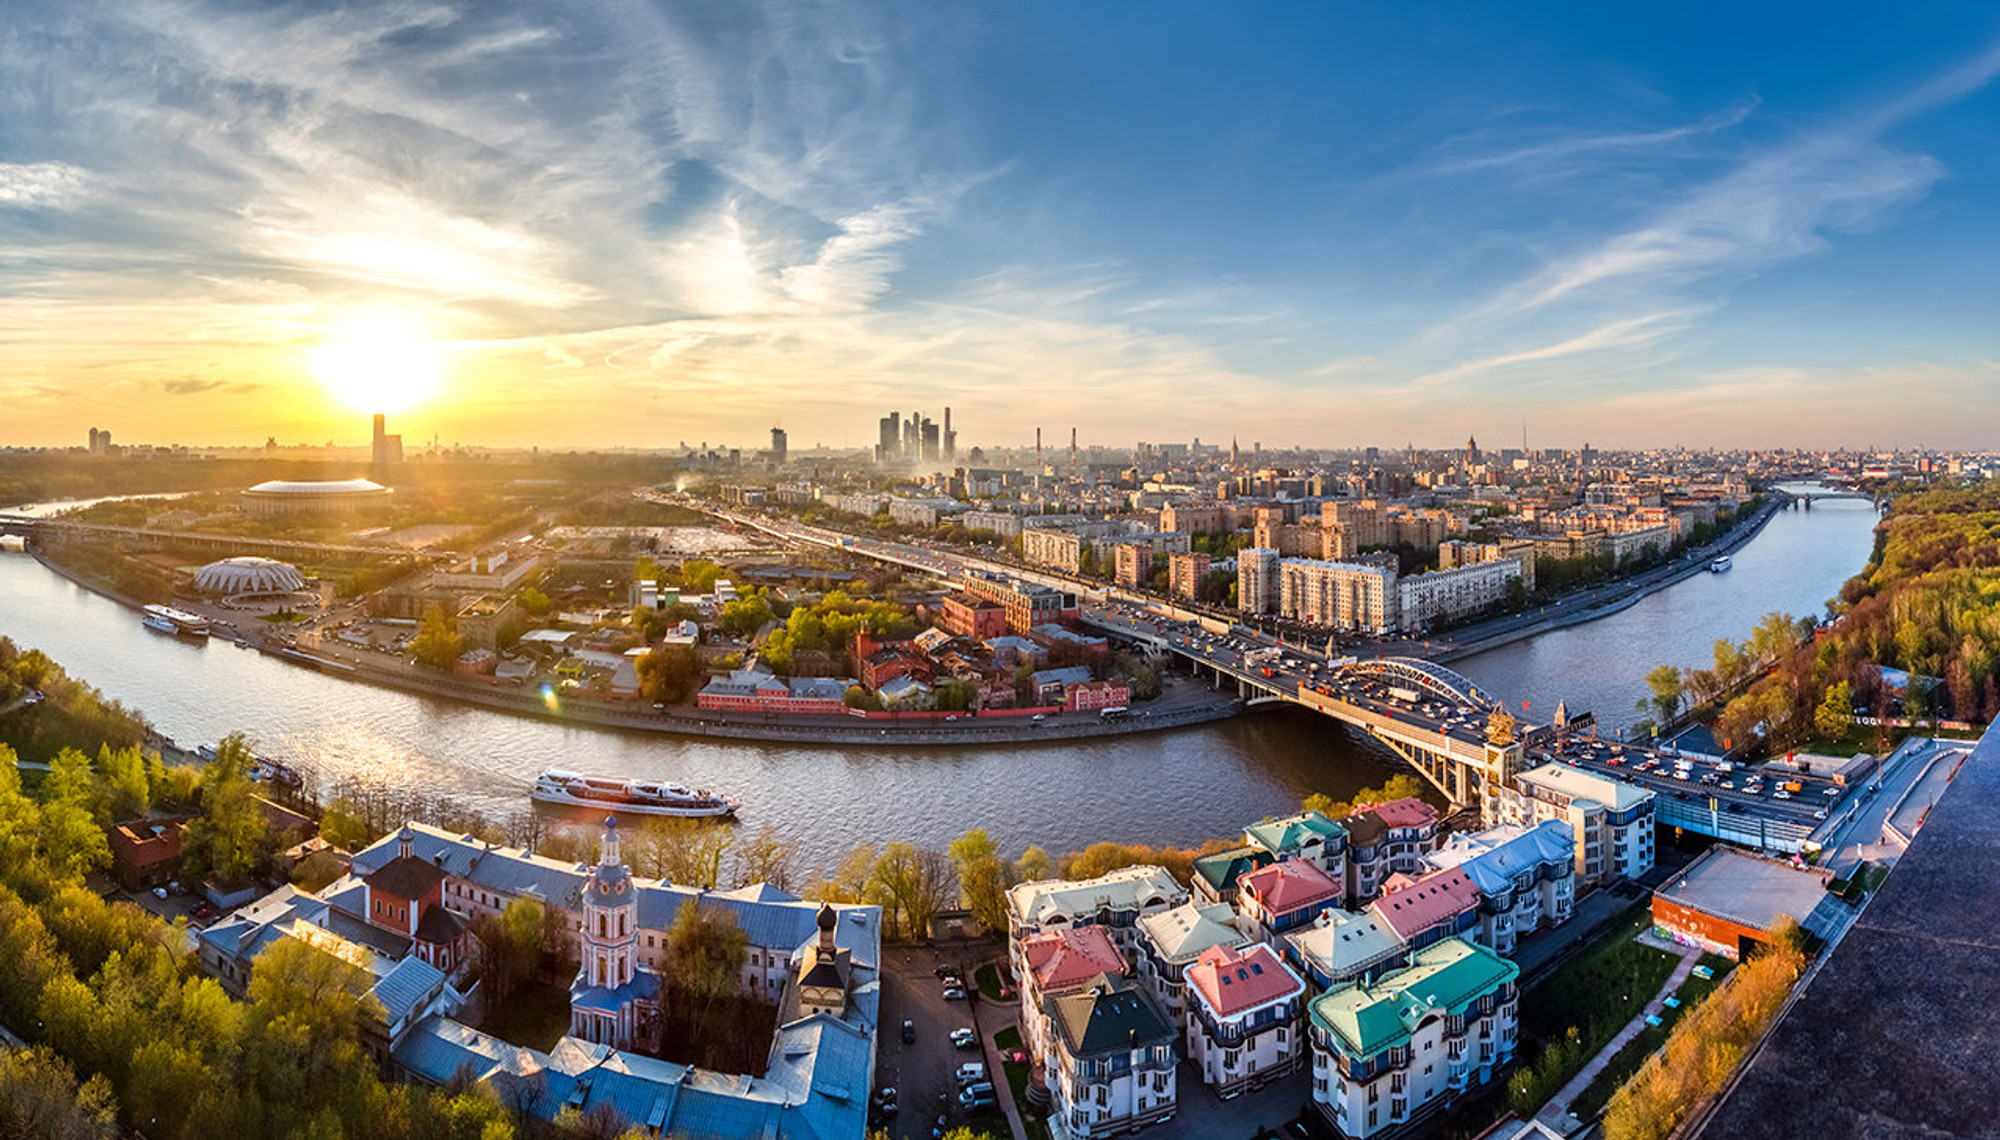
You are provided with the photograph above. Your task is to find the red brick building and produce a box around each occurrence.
[109,819,185,891]
[940,593,1008,641]
[1651,846,1838,960]
[1065,680,1132,712]
[365,827,471,971]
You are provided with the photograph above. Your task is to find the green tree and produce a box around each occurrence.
[0,1046,118,1140]
[630,817,735,890]
[663,899,748,1026]
[635,645,704,705]
[411,607,465,670]
[948,829,1011,934]
[731,825,793,892]
[1302,774,1427,821]
[318,798,374,852]
[180,734,273,888]
[1815,681,1855,740]
[1645,664,1684,725]
[868,842,953,942]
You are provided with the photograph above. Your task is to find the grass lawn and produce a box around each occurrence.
[478,980,574,1052]
[1513,908,1683,1113]
[975,962,1007,1001]
[993,1026,1051,1140]
[1568,954,1735,1119]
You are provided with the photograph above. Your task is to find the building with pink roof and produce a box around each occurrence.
[1368,866,1481,950]
[1182,942,1308,1096]
[1237,858,1344,946]
[1342,796,1443,904]
[1018,925,1129,1064]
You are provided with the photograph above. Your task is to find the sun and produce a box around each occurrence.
[308,313,447,414]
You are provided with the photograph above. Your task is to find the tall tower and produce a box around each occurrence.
[943,406,956,460]
[770,426,788,466]
[570,816,659,1049]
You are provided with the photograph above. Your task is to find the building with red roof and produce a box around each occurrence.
[1368,867,1481,951]
[1342,796,1442,904]
[1019,925,1131,1067]
[108,818,185,891]
[1237,858,1344,946]
[1182,942,1308,1097]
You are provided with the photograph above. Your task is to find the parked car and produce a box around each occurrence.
[902,1020,915,1044]
[949,1028,978,1050]
[942,986,966,1001]
[956,1062,987,1085]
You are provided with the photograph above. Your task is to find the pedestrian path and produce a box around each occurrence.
[1532,936,1702,1134]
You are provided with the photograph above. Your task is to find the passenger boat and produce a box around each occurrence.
[142,604,211,638]
[1709,556,1731,573]
[531,769,740,818]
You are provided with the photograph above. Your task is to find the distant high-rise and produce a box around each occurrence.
[877,412,901,463]
[921,417,940,462]
[87,427,109,456]
[371,413,403,468]
[770,427,788,465]
[943,406,956,460]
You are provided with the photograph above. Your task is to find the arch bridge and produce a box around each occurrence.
[1331,657,1499,711]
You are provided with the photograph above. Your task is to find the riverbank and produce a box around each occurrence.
[1430,497,1789,665]
[29,542,1251,748]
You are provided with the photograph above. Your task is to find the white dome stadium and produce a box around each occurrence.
[194,557,306,596]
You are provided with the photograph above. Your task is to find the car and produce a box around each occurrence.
[1822,786,1841,797]
[1814,809,1828,820]
[942,986,966,1001]
[956,1062,987,1084]
[949,1028,978,1050]
[152,887,168,900]
[902,1020,915,1044]
[958,1084,996,1108]
[872,1087,898,1106]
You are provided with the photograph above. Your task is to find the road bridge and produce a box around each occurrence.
[698,500,1836,847]
[0,514,444,562]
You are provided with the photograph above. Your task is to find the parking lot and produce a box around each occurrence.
[874,945,1010,1140]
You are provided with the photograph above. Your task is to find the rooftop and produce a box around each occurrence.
[1516,763,1655,811]
[1022,926,1128,994]
[1185,943,1305,1020]
[1137,901,1250,964]
[1311,937,1518,1059]
[1653,845,1847,940]
[1243,810,1347,858]
[1008,865,1187,929]
[1047,974,1176,1058]
[1239,857,1343,914]
[1286,908,1407,980]
[1369,867,1480,942]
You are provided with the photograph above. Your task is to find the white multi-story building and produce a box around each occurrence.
[820,491,887,517]
[962,509,1024,538]
[1485,764,1655,886]
[1309,938,1519,1139]
[1018,925,1131,1068]
[1007,866,1190,978]
[1394,558,1522,633]
[1238,547,1281,615]
[1285,908,1408,991]
[1419,821,1575,956]
[1136,901,1252,1024]
[1023,527,1086,572]
[1182,943,1309,1098]
[1045,975,1180,1139]
[1277,559,1399,633]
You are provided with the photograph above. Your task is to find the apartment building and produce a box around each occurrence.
[1285,908,1409,990]
[1419,821,1576,956]
[1168,552,1213,600]
[1018,925,1131,1065]
[1136,902,1253,1025]
[1238,547,1281,615]
[1308,938,1519,1139]
[1044,976,1180,1139]
[1484,764,1655,886]
[1182,943,1309,1097]
[1237,859,1345,946]
[1341,798,1442,904]
[1394,559,1522,633]
[1278,559,1399,633]
[1242,810,1349,881]
[1007,866,1190,976]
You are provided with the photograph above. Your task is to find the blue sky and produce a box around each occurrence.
[1,1,1997,450]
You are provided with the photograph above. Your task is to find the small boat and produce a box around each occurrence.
[1709,556,1731,573]
[142,604,210,639]
[532,768,740,818]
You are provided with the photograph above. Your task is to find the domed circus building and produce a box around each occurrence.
[239,477,389,517]
[193,556,306,597]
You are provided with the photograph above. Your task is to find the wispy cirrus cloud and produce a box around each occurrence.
[1427,98,1760,177]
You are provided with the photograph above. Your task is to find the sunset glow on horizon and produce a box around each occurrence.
[2,3,1998,451]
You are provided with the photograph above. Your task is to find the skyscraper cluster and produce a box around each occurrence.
[875,407,957,465]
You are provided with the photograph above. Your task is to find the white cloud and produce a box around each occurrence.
[0,162,90,208]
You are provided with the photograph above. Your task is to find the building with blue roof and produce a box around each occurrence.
[1420,820,1575,955]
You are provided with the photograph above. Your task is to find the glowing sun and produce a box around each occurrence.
[309,314,446,413]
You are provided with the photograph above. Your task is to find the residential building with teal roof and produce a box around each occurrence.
[1307,937,1519,1138]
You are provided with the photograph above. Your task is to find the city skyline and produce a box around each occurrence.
[3,3,1998,451]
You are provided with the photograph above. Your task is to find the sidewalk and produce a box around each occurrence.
[970,983,1028,1140]
[1532,933,1702,1134]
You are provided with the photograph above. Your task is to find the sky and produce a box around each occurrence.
[2,1,1998,453]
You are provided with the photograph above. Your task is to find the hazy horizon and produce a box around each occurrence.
[4,3,1998,452]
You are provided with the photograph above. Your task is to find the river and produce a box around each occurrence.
[0,486,1877,872]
